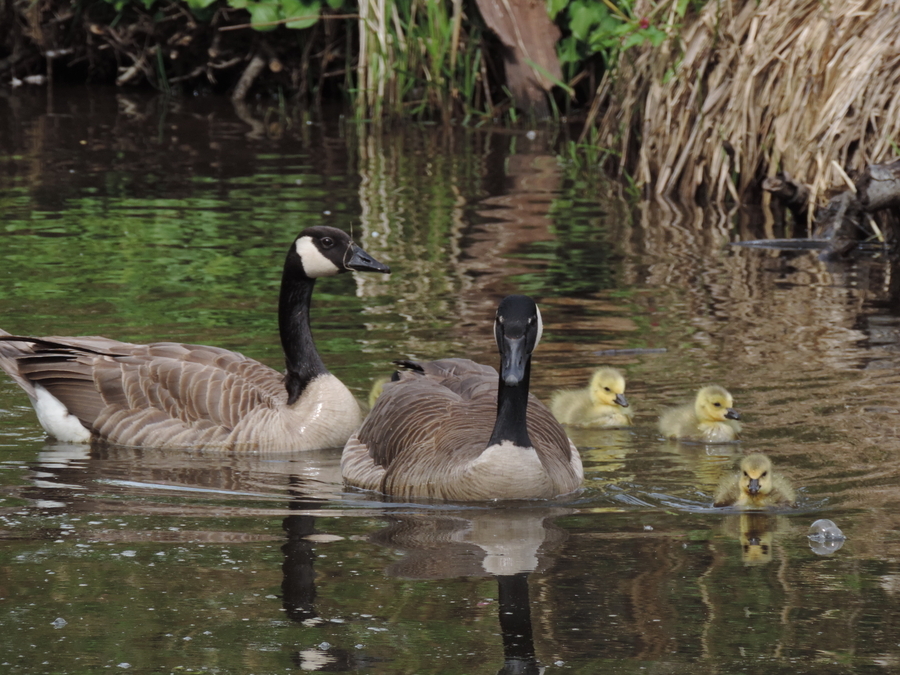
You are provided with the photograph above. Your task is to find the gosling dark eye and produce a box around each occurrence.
[713,402,722,407]
[604,387,611,392]
[320,236,335,248]
[743,471,748,477]
[761,471,767,478]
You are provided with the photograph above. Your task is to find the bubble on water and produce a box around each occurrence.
[121,550,136,558]
[808,519,846,541]
[51,617,67,629]
[808,519,846,555]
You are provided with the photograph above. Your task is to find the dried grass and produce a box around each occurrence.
[594,0,900,205]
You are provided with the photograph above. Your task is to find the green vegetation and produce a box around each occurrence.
[0,0,692,122]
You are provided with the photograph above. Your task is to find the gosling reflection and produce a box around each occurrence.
[719,513,788,566]
[371,508,569,674]
[738,513,775,566]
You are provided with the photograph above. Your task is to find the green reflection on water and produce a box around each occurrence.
[1,91,900,674]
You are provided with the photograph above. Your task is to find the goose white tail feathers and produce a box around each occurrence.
[341,296,584,501]
[0,226,390,452]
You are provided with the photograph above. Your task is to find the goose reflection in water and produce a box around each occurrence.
[369,507,572,675]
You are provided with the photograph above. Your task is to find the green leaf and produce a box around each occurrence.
[646,26,667,47]
[325,0,343,8]
[246,1,281,30]
[568,3,598,41]
[547,0,568,20]
[281,0,321,29]
[557,35,581,64]
[186,0,218,9]
[622,31,644,50]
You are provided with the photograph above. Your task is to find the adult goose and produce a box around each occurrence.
[341,295,584,501]
[0,226,390,452]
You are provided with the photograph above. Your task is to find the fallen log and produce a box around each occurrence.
[762,159,900,257]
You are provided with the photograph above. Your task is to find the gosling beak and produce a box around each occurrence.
[614,393,629,407]
[345,244,391,274]
[500,335,529,386]
[725,408,741,420]
[747,478,760,496]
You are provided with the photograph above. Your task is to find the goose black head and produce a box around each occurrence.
[494,295,543,386]
[291,226,390,278]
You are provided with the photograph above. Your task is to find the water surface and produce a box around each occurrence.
[1,87,900,673]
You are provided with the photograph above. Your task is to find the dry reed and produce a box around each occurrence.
[592,0,900,205]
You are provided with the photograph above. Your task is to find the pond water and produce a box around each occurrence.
[2,87,900,674]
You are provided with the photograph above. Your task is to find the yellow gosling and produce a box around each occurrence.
[367,374,392,411]
[714,453,796,509]
[658,385,741,443]
[550,367,633,428]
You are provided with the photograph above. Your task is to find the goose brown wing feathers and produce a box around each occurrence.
[357,357,576,475]
[5,336,285,444]
[357,359,496,468]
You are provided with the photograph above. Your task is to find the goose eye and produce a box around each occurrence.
[742,471,749,477]
[320,236,335,249]
[604,387,611,392]
[713,402,722,407]
[761,471,767,478]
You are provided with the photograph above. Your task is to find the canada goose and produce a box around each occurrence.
[658,385,741,443]
[550,367,633,428]
[341,295,584,501]
[0,226,390,452]
[713,453,796,508]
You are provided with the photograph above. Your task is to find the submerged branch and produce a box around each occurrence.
[764,160,900,257]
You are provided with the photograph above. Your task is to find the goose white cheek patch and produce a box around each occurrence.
[295,237,341,277]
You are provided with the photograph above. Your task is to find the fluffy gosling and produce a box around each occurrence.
[659,385,741,443]
[714,453,796,509]
[550,367,633,428]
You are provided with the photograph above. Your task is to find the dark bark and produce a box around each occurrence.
[473,0,562,117]
[761,172,811,234]
[762,160,900,256]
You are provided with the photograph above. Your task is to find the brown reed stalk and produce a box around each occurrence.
[593,0,900,206]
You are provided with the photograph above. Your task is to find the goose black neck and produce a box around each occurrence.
[279,265,327,405]
[488,360,533,448]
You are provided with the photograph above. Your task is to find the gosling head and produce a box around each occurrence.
[695,385,740,423]
[589,367,628,407]
[740,453,774,497]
